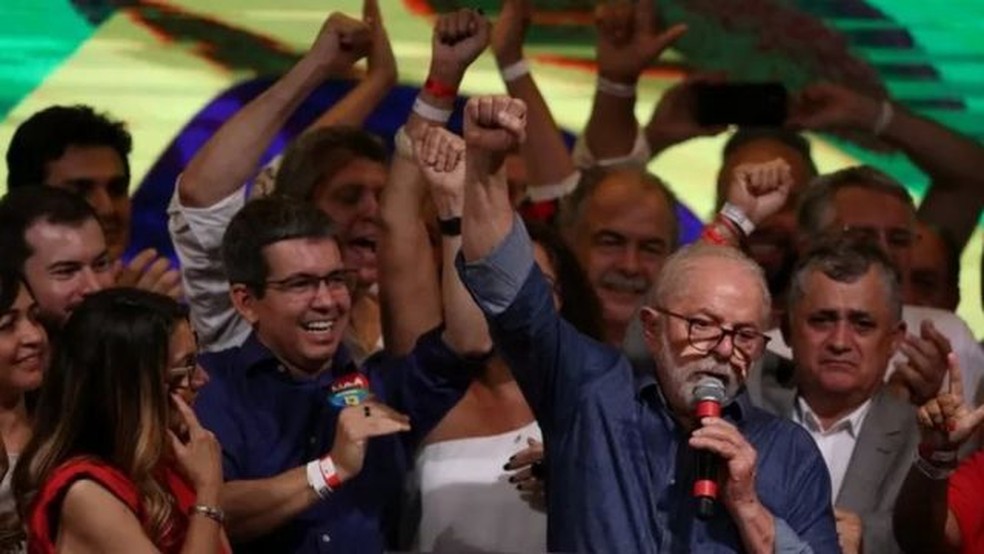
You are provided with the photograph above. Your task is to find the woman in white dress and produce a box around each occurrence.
[411,221,603,553]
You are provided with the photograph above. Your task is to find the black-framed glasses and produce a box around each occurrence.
[653,307,770,356]
[265,269,358,297]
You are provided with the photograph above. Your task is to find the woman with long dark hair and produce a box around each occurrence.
[14,288,226,553]
[0,268,47,552]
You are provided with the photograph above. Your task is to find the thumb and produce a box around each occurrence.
[643,23,687,62]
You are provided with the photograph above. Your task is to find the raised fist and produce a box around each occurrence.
[308,12,372,75]
[463,96,527,153]
[431,9,491,83]
[414,127,466,200]
[726,158,793,227]
[492,0,532,66]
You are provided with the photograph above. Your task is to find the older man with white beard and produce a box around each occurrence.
[456,95,839,553]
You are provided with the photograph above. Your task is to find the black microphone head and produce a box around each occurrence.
[692,376,726,405]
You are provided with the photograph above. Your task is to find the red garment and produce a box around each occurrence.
[27,457,222,554]
[950,450,984,553]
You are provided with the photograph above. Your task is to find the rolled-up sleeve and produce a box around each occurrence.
[455,215,535,316]
[775,517,815,554]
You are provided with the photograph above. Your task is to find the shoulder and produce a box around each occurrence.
[57,479,156,552]
[743,406,822,462]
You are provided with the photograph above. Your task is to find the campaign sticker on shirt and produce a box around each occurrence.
[329,373,370,408]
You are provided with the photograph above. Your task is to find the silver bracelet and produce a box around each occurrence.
[189,504,226,525]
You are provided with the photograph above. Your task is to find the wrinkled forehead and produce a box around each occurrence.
[662,257,769,325]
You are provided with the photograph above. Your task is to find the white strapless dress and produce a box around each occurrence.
[411,421,547,553]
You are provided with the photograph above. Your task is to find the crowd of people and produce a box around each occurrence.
[0,0,982,552]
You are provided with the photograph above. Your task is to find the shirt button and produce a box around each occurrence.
[321,534,330,543]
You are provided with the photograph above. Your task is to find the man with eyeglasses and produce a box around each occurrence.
[457,96,839,552]
[192,196,485,553]
[748,237,921,554]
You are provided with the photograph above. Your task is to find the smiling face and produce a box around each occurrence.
[311,157,388,289]
[44,145,131,260]
[233,236,351,376]
[21,218,115,328]
[641,255,769,418]
[572,173,675,342]
[165,319,200,435]
[0,284,48,396]
[789,267,903,406]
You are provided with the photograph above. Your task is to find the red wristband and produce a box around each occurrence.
[701,224,728,246]
[714,214,742,239]
[424,77,458,99]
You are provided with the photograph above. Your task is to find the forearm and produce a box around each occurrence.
[583,86,639,161]
[732,501,776,554]
[440,231,493,355]
[220,467,320,541]
[378,154,441,356]
[893,466,958,553]
[180,485,223,554]
[181,55,328,208]
[304,70,395,132]
[462,168,515,262]
[501,72,576,189]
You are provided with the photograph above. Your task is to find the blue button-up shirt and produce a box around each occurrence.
[194,327,473,553]
[457,217,840,553]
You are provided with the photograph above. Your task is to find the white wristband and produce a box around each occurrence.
[720,202,755,236]
[873,100,894,136]
[597,76,636,98]
[306,460,331,499]
[394,125,414,159]
[413,97,452,124]
[500,59,530,83]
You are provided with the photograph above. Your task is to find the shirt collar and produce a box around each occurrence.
[794,396,872,437]
[240,331,356,383]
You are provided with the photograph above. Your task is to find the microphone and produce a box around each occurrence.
[692,376,726,520]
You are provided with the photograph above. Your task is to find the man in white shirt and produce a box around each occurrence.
[748,236,920,554]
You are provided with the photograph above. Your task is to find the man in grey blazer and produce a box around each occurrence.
[746,237,920,554]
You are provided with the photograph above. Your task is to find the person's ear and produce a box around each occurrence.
[230,283,260,325]
[639,306,662,351]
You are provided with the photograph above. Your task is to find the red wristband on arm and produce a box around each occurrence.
[424,77,458,99]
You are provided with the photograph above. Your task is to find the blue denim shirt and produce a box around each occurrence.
[194,327,474,553]
[456,216,840,553]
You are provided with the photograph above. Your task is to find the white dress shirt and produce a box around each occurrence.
[792,397,872,500]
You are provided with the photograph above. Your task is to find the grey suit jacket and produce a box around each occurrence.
[747,352,920,554]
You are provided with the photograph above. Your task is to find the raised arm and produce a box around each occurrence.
[894,353,984,554]
[491,0,577,198]
[581,0,685,162]
[378,8,490,355]
[303,0,397,132]
[698,159,793,248]
[789,82,984,249]
[179,12,370,208]
[416,126,493,355]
